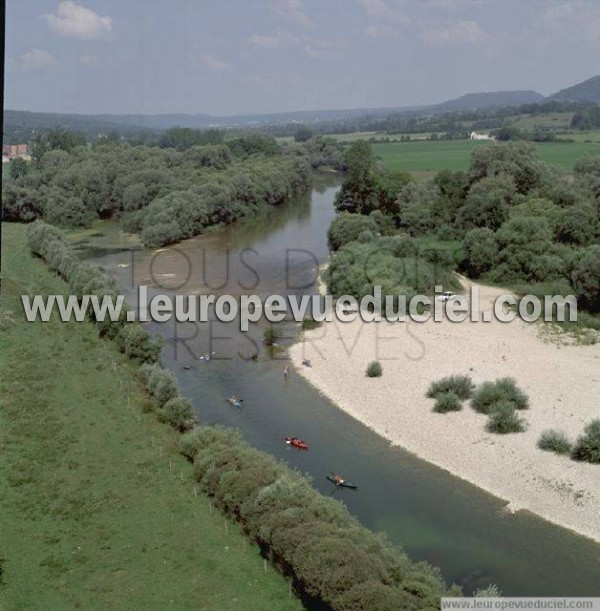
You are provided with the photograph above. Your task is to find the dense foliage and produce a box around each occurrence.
[426,375,474,400]
[178,426,456,610]
[537,429,572,455]
[572,419,600,464]
[485,401,527,434]
[433,392,463,413]
[471,378,529,414]
[4,130,318,248]
[326,140,600,318]
[26,220,161,362]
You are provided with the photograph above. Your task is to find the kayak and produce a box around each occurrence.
[285,436,308,450]
[326,474,358,489]
[227,398,243,409]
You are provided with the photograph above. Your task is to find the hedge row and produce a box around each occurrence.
[27,220,458,609]
[26,220,161,363]
[179,426,457,610]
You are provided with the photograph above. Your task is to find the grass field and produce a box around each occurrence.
[0,224,301,611]
[372,139,600,173]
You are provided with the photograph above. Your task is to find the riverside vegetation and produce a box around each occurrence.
[325,140,600,325]
[2,128,345,248]
[17,219,460,610]
[0,224,302,611]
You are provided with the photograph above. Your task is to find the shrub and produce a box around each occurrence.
[156,397,195,432]
[263,326,282,346]
[178,424,452,607]
[426,375,474,400]
[571,419,600,464]
[472,378,529,414]
[474,584,502,597]
[115,324,162,363]
[302,316,322,331]
[537,429,572,455]
[366,361,382,377]
[140,364,179,409]
[433,392,462,413]
[485,401,526,434]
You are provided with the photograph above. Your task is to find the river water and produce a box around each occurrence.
[83,173,600,595]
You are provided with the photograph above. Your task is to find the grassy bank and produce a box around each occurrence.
[0,224,301,611]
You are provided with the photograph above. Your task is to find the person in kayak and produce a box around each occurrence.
[333,473,345,485]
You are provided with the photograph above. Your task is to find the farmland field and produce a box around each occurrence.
[372,139,600,173]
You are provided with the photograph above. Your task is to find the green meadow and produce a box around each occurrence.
[372,139,600,173]
[0,224,301,611]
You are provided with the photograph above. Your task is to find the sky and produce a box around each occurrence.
[4,0,600,116]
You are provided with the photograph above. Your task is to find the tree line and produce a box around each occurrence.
[327,140,600,318]
[3,128,346,248]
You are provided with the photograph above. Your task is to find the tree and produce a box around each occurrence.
[571,245,600,311]
[469,141,543,194]
[556,204,598,245]
[334,141,379,215]
[294,126,313,142]
[9,157,28,180]
[328,212,378,251]
[457,175,516,232]
[462,228,498,277]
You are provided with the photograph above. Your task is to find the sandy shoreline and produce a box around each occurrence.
[290,280,600,544]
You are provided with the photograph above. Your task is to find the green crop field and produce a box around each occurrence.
[372,139,600,173]
[0,224,301,611]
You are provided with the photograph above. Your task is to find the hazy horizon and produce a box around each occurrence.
[5,1,600,116]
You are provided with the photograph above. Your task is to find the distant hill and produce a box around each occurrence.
[3,110,159,143]
[435,90,544,112]
[548,74,600,104]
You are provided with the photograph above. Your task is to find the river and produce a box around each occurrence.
[82,173,600,596]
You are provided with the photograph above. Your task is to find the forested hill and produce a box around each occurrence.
[549,74,600,104]
[435,90,544,111]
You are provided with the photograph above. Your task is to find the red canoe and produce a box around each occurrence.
[285,436,308,450]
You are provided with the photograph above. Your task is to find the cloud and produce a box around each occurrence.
[302,38,348,58]
[366,24,400,38]
[78,52,97,66]
[44,1,112,40]
[14,48,58,70]
[249,34,283,48]
[541,1,600,46]
[357,0,410,24]
[196,54,232,72]
[421,20,488,45]
[420,0,489,8]
[269,0,312,28]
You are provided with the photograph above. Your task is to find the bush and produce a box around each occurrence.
[366,361,382,377]
[571,419,600,464]
[433,392,462,413]
[485,401,526,434]
[157,397,196,432]
[177,424,452,608]
[115,324,162,363]
[302,316,322,331]
[426,375,474,400]
[474,584,502,597]
[538,429,572,455]
[263,326,282,346]
[472,378,529,414]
